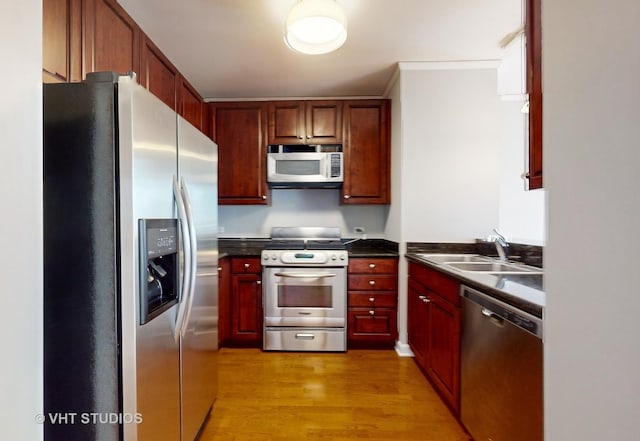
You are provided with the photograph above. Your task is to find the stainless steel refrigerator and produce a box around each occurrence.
[43,72,218,441]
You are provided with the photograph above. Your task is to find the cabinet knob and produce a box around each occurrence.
[256,280,262,285]
[298,135,304,139]
[422,298,431,303]
[369,310,375,316]
[262,195,267,200]
[369,297,375,303]
[306,135,312,139]
[369,280,376,286]
[343,194,350,199]
[369,263,376,269]
[244,263,250,268]
[418,295,426,299]
[217,267,222,272]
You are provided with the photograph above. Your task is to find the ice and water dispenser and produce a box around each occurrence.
[139,219,179,324]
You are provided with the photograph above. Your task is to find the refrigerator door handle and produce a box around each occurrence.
[173,175,191,342]
[180,176,198,337]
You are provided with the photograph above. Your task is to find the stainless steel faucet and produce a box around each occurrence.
[492,228,509,261]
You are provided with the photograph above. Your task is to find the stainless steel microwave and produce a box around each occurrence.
[267,144,343,188]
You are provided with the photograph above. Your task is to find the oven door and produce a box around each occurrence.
[263,266,347,327]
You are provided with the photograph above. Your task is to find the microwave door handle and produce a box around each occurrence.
[274,273,337,278]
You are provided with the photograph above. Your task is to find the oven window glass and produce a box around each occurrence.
[278,285,332,307]
[276,160,320,176]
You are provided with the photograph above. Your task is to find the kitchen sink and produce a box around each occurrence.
[445,261,543,274]
[415,254,493,264]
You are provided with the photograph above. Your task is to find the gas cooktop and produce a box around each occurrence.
[264,227,346,251]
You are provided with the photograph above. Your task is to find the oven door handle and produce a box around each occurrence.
[274,272,337,278]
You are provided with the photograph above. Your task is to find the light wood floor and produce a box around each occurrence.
[198,348,470,441]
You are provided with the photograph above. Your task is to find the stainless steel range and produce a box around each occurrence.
[262,227,348,352]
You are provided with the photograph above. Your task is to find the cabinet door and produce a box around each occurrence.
[179,76,203,131]
[268,101,342,145]
[140,33,178,110]
[83,0,140,79]
[305,101,342,144]
[347,308,397,347]
[342,100,390,204]
[43,0,82,83]
[268,101,305,144]
[525,0,543,189]
[210,102,269,205]
[407,279,430,366]
[230,273,263,346]
[427,292,461,413]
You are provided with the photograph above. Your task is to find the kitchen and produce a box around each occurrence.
[3,1,640,441]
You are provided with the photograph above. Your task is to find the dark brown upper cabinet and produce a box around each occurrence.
[178,76,204,131]
[268,100,343,145]
[140,33,179,111]
[209,102,270,205]
[526,0,543,189]
[83,0,141,80]
[43,0,82,83]
[341,100,391,205]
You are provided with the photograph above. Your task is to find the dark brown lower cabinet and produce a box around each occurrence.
[407,261,461,414]
[347,257,398,348]
[219,257,263,348]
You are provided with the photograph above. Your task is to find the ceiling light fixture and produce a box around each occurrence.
[284,0,347,55]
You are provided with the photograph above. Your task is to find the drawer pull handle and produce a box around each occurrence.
[369,280,376,286]
[369,310,375,316]
[244,263,250,268]
[369,297,375,303]
[295,333,315,340]
[369,263,376,269]
[422,298,431,303]
[418,295,426,299]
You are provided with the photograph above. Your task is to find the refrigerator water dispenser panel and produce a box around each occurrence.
[139,219,179,324]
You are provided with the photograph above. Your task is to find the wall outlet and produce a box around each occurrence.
[354,227,365,234]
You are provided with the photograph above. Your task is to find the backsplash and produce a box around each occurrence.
[218,189,389,238]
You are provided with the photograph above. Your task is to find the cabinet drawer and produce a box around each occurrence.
[231,258,262,274]
[348,258,398,274]
[408,262,460,305]
[348,292,397,308]
[348,274,397,291]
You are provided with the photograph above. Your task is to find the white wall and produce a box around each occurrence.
[385,72,404,245]
[219,189,388,237]
[399,63,502,243]
[0,1,43,439]
[386,62,503,351]
[498,100,545,244]
[544,1,640,440]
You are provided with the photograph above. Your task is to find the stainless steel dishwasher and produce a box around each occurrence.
[460,285,543,441]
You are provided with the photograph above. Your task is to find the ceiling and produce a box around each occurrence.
[117,0,522,100]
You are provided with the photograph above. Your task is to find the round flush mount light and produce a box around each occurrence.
[285,0,347,55]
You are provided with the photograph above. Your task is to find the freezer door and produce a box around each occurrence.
[177,115,219,440]
[118,75,181,441]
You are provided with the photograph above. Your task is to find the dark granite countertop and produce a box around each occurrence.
[405,247,544,318]
[218,239,269,258]
[219,238,399,259]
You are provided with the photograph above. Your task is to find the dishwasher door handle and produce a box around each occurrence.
[481,308,505,327]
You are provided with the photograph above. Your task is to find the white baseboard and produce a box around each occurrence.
[394,341,414,357]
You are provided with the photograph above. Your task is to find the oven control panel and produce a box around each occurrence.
[262,250,348,266]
